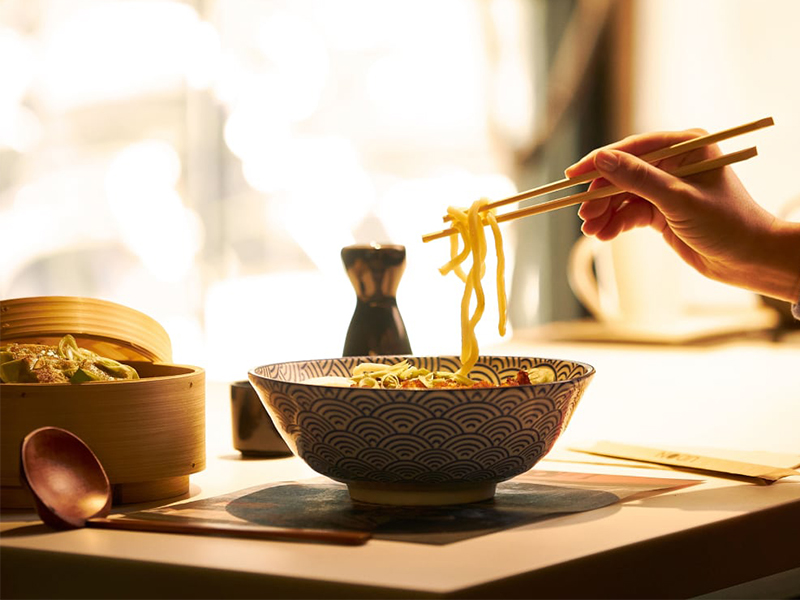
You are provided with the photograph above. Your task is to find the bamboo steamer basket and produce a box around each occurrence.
[0,296,205,509]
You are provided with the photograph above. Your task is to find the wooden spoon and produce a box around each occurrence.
[20,427,370,545]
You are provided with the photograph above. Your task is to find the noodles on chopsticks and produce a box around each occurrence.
[438,198,507,376]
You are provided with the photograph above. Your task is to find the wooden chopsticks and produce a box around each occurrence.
[422,117,772,243]
[422,146,757,242]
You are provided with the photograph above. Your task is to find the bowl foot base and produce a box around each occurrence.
[346,481,497,506]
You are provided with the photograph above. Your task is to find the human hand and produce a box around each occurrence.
[565,129,800,303]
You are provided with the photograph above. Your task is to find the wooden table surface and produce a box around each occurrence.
[2,337,799,599]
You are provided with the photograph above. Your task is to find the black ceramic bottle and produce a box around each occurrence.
[341,243,412,357]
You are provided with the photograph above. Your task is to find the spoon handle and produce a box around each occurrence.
[86,517,371,545]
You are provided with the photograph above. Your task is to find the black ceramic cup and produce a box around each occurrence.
[230,381,292,457]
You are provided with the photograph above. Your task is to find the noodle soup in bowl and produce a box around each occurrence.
[248,354,594,506]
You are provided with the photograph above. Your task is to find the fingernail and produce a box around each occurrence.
[565,154,587,176]
[595,149,619,173]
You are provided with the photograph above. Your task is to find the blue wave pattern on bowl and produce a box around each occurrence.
[249,356,593,488]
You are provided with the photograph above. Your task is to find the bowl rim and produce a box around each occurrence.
[248,354,595,390]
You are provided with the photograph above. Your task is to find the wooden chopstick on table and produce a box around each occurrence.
[422,145,759,243]
[440,116,773,224]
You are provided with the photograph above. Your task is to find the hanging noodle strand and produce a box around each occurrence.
[439,198,508,376]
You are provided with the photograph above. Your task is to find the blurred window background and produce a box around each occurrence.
[2,0,800,382]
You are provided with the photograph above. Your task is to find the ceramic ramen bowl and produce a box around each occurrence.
[248,355,594,506]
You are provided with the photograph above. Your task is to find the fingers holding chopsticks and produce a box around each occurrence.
[564,127,714,179]
[580,194,666,241]
[575,129,737,241]
[570,129,711,235]
[576,176,626,232]
[421,118,773,245]
[575,150,662,238]
[567,129,800,304]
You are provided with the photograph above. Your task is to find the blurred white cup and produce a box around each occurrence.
[567,228,683,326]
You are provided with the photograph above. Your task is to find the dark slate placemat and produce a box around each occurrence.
[125,472,697,545]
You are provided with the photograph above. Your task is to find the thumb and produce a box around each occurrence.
[593,149,686,212]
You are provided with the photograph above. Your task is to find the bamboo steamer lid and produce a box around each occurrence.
[0,296,205,509]
[0,296,172,363]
